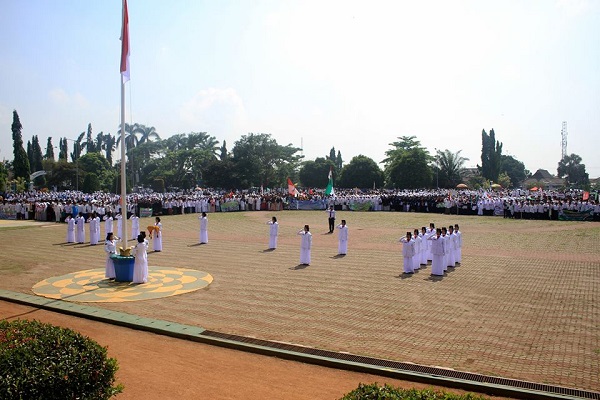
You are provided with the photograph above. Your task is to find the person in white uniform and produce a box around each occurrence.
[267,216,278,249]
[297,225,312,265]
[152,217,163,251]
[399,231,415,274]
[88,213,100,245]
[337,220,349,255]
[412,229,422,271]
[428,228,445,276]
[132,234,149,284]
[66,214,75,243]
[104,233,117,279]
[115,213,123,239]
[454,224,462,265]
[104,214,114,235]
[199,212,208,244]
[130,214,140,241]
[75,213,86,244]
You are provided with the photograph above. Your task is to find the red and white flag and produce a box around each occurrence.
[120,0,130,83]
[287,178,298,197]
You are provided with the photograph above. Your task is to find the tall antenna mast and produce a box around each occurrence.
[561,121,568,160]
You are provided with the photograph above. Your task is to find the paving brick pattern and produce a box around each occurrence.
[1,212,598,391]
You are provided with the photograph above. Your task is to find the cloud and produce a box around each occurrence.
[48,88,90,109]
[179,88,247,136]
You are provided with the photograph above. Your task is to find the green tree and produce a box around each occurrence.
[78,152,116,192]
[58,138,68,161]
[220,140,228,160]
[557,153,589,188]
[11,110,31,180]
[45,159,76,190]
[383,136,432,189]
[102,133,116,165]
[45,137,55,160]
[82,172,101,193]
[232,133,302,188]
[116,123,139,153]
[298,157,335,188]
[85,123,94,153]
[31,135,44,172]
[328,147,336,162]
[203,158,239,188]
[0,161,7,191]
[479,129,503,181]
[26,140,33,170]
[500,155,528,188]
[133,124,161,145]
[434,149,469,188]
[70,132,85,162]
[497,172,511,189]
[338,155,384,188]
[336,150,343,171]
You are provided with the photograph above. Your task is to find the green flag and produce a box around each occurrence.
[325,167,335,196]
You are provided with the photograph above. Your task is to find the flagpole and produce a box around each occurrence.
[120,79,128,250]
[120,0,129,251]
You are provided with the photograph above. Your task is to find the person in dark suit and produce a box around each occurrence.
[327,205,336,233]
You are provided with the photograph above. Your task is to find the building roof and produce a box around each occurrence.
[531,169,554,180]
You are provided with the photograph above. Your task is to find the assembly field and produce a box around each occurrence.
[0,211,598,392]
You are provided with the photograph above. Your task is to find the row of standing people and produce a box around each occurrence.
[399,224,462,277]
[65,213,163,252]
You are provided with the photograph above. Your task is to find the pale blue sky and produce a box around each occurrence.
[1,0,599,178]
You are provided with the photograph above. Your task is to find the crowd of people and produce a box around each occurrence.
[0,187,598,223]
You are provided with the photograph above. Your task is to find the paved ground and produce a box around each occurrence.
[4,301,498,400]
[1,212,598,393]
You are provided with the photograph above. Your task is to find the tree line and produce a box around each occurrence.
[0,110,591,193]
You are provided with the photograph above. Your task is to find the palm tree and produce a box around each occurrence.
[116,123,139,153]
[435,149,469,188]
[70,132,86,162]
[186,132,220,158]
[102,133,116,165]
[134,124,161,145]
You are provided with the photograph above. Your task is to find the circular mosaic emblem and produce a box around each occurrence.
[32,266,213,303]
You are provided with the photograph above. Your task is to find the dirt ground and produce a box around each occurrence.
[1,301,504,400]
[1,212,599,394]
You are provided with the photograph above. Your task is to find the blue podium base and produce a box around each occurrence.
[110,255,135,282]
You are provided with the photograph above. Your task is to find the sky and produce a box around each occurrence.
[1,0,599,179]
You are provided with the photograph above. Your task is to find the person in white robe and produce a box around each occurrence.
[412,229,422,271]
[399,232,415,274]
[104,233,117,279]
[446,226,456,267]
[441,228,449,271]
[104,214,114,235]
[132,235,149,284]
[454,224,462,264]
[75,213,86,243]
[267,216,278,249]
[199,212,208,244]
[88,213,99,245]
[297,225,312,265]
[336,220,349,255]
[152,217,163,251]
[115,213,123,239]
[420,227,429,265]
[428,228,445,276]
[66,214,76,243]
[130,214,140,240]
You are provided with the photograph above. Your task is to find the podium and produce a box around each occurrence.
[110,254,135,282]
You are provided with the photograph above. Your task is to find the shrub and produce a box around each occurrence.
[0,319,123,400]
[340,383,489,400]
